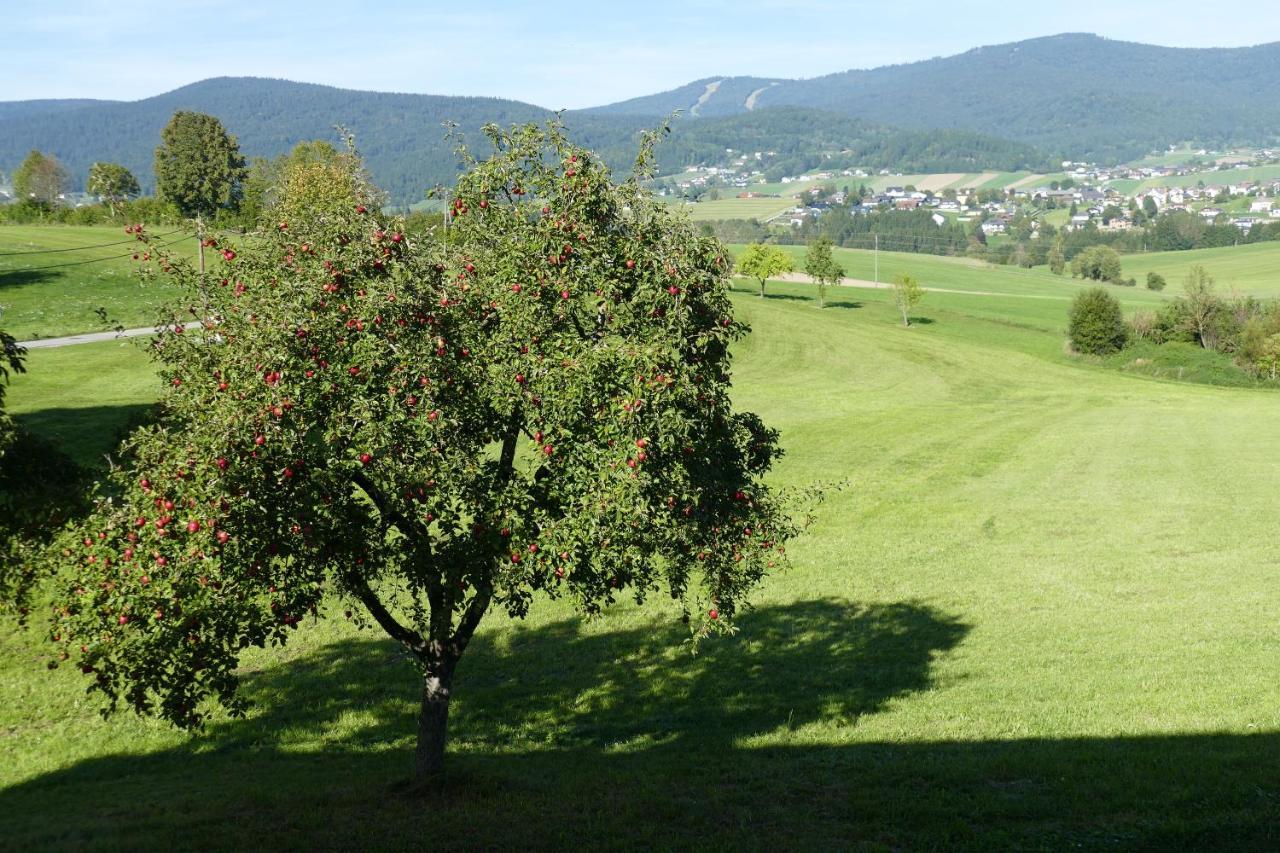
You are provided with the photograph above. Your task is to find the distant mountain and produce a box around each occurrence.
[0,99,118,121]
[587,33,1280,162]
[0,78,577,203]
[0,78,1051,204]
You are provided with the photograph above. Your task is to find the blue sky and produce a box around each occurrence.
[4,1,1278,107]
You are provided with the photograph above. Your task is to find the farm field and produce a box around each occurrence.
[0,225,197,340]
[4,226,1280,849]
[679,196,796,221]
[1134,163,1280,191]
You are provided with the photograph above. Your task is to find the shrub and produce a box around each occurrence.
[1146,271,1167,291]
[1069,287,1127,355]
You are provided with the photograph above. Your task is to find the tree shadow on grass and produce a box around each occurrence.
[2,598,1278,850]
[0,268,63,289]
[824,299,865,310]
[13,404,155,469]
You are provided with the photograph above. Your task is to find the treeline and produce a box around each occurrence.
[989,209,1280,272]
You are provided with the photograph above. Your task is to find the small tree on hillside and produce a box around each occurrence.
[1178,265,1221,349]
[804,237,845,308]
[738,243,793,298]
[87,162,141,218]
[154,111,247,275]
[42,123,806,783]
[1048,240,1066,276]
[892,273,924,328]
[13,150,68,205]
[1146,271,1167,291]
[1068,287,1127,355]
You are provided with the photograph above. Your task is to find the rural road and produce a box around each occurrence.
[15,272,1071,351]
[773,272,1071,300]
[18,327,161,349]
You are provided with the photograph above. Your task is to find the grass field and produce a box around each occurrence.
[0,225,197,340]
[3,229,1280,849]
[1108,242,1280,297]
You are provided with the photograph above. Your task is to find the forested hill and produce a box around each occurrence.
[643,108,1055,175]
[0,78,1051,204]
[588,33,1280,162]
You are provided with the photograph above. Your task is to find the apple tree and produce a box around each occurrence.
[46,122,803,781]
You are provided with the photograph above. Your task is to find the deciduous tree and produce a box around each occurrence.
[44,122,805,783]
[87,162,141,217]
[154,112,247,274]
[804,237,844,308]
[738,243,793,298]
[12,150,68,205]
[892,273,924,327]
[1178,265,1221,349]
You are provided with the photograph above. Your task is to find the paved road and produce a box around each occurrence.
[17,327,161,349]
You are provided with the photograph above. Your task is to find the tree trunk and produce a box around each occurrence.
[415,657,456,781]
[759,278,765,298]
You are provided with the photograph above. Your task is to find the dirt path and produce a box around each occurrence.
[773,272,1071,300]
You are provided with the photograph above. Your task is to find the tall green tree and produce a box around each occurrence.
[87,162,141,217]
[43,123,805,783]
[804,237,845,308]
[154,111,247,273]
[738,243,793,298]
[12,150,68,205]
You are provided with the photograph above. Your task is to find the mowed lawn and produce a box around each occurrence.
[0,225,197,340]
[3,266,1280,849]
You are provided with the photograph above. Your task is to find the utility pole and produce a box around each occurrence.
[874,233,879,285]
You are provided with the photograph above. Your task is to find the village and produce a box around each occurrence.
[661,145,1280,238]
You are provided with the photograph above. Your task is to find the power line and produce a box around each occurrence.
[0,234,194,273]
[0,229,183,256]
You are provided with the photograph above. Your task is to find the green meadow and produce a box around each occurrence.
[0,225,196,340]
[3,228,1280,849]
[1117,241,1280,297]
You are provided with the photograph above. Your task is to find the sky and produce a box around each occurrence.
[3,1,1279,108]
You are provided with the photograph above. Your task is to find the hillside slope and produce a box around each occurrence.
[589,33,1280,161]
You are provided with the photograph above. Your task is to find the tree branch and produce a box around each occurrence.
[451,584,492,656]
[343,571,429,657]
[352,470,432,546]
